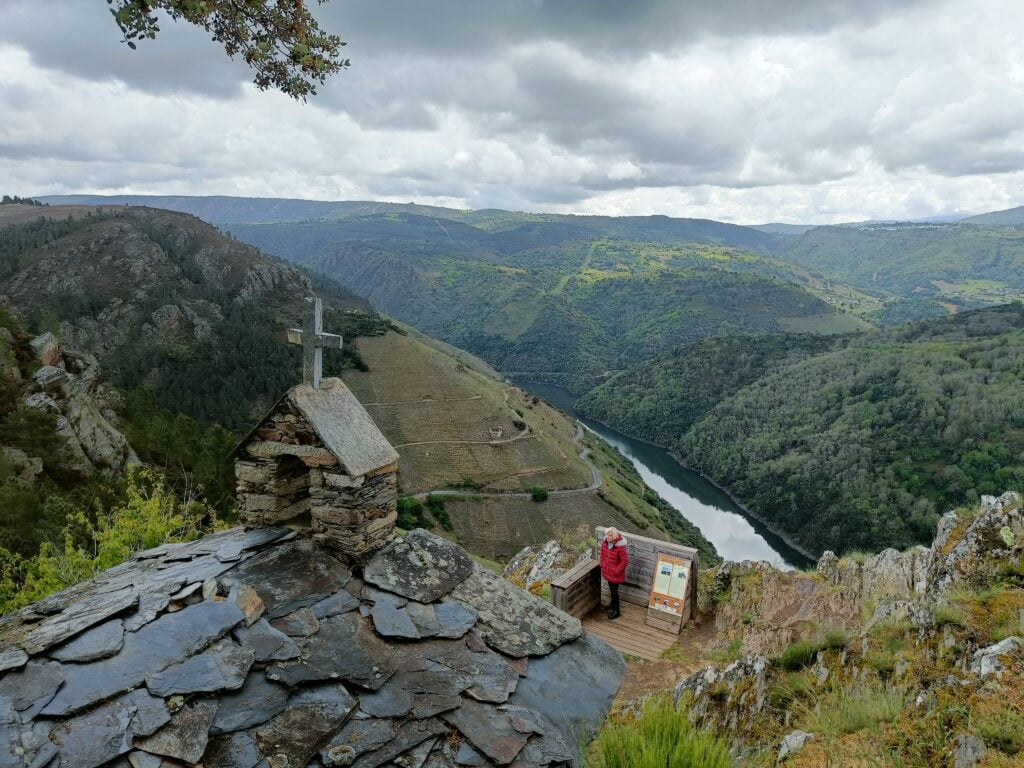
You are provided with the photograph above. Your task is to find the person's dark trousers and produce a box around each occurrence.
[607,582,620,618]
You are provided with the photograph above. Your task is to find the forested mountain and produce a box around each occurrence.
[778,221,1024,307]
[0,206,379,430]
[229,213,860,392]
[579,304,1024,556]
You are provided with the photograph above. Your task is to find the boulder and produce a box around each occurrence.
[34,365,70,390]
[926,493,1023,595]
[29,332,60,366]
[952,732,987,768]
[448,566,582,657]
[1,447,43,484]
[777,730,814,764]
[364,529,474,603]
[969,636,1022,677]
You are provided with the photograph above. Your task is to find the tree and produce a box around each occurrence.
[108,0,349,99]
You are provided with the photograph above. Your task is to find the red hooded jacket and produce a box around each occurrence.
[599,533,629,584]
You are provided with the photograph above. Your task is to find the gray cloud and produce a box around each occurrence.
[1,0,1022,223]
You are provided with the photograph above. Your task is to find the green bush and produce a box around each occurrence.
[932,603,968,629]
[425,494,453,532]
[396,496,427,530]
[587,696,731,768]
[777,640,820,671]
[0,468,217,613]
[529,485,549,502]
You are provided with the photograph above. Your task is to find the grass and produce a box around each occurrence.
[768,670,814,709]
[798,681,906,738]
[586,696,732,768]
[709,638,742,665]
[777,640,820,671]
[974,709,1024,754]
[820,628,850,650]
[932,602,968,628]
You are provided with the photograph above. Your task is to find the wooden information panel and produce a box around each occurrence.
[647,554,692,632]
[595,527,698,634]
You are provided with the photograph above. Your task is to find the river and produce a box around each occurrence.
[519,382,812,569]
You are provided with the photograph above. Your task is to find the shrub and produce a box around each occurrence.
[768,671,814,709]
[425,494,454,531]
[529,485,549,502]
[586,696,732,768]
[709,638,742,665]
[778,640,820,671]
[0,469,215,613]
[396,496,427,530]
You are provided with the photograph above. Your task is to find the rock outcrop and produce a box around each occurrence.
[20,333,139,476]
[668,492,1024,762]
[0,528,624,768]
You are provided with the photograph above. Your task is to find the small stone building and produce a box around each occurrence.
[234,377,399,562]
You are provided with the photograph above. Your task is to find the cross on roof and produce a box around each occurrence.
[287,296,343,389]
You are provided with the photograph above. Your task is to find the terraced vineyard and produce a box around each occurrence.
[341,328,719,564]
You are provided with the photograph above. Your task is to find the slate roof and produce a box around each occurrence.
[234,378,399,478]
[0,528,625,768]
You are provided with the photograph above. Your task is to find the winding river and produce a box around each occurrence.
[520,382,812,569]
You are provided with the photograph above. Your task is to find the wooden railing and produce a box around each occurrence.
[550,559,601,618]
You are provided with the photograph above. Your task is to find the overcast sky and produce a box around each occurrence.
[2,0,1023,223]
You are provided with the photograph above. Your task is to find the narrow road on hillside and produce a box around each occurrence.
[394,426,533,449]
[411,422,603,500]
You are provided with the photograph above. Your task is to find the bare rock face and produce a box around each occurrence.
[502,540,584,595]
[926,492,1024,594]
[675,654,771,734]
[18,333,140,477]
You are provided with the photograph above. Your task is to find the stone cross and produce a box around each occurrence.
[287,296,343,389]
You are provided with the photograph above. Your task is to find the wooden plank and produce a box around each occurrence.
[581,602,678,661]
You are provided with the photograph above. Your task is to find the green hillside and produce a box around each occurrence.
[579,303,1024,555]
[231,213,860,392]
[961,204,1024,227]
[779,222,1024,306]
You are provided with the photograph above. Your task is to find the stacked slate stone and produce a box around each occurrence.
[0,528,625,768]
[234,379,399,562]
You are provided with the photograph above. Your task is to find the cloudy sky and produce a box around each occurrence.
[2,0,1023,223]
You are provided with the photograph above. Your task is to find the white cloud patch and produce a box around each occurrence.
[1,0,1022,222]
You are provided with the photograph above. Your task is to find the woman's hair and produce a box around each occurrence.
[605,527,619,538]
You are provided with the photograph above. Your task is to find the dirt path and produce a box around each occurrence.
[412,421,603,500]
[394,427,533,449]
[613,618,718,704]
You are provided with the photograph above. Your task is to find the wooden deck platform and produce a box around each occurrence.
[582,601,680,661]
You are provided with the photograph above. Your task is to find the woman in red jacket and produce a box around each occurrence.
[599,527,629,619]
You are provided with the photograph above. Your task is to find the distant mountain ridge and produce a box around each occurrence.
[37,194,783,253]
[961,204,1024,227]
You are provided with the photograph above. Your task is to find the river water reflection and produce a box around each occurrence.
[520,382,812,569]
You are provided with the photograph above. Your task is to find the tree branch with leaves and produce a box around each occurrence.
[107,0,349,99]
